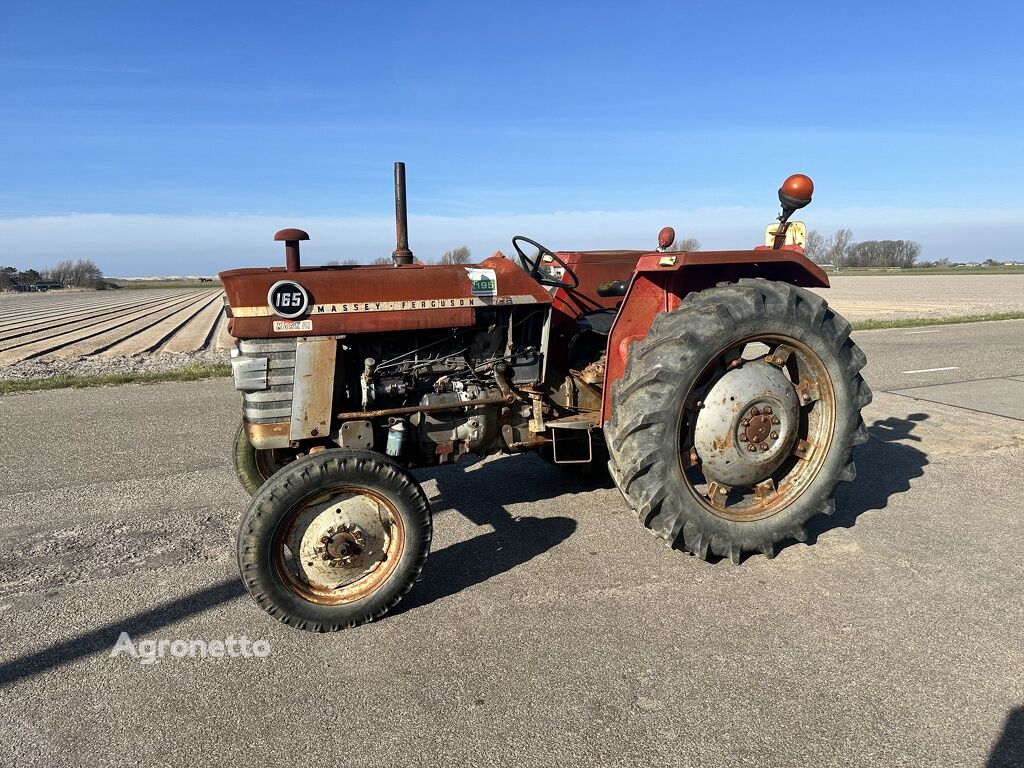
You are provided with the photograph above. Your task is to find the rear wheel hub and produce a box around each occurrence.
[693,361,800,487]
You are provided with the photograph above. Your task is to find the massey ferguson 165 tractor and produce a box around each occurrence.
[220,163,870,632]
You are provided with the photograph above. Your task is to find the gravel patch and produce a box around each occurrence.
[0,350,229,381]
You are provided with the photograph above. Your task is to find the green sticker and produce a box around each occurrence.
[465,268,498,297]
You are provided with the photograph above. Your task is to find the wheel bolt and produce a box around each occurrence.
[750,406,760,416]
[748,444,757,452]
[771,417,780,425]
[741,419,750,427]
[739,434,748,442]
[764,406,773,415]
[760,443,769,451]
[770,431,778,439]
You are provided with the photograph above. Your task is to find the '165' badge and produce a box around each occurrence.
[267,281,310,319]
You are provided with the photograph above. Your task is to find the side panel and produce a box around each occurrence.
[289,337,337,441]
[599,250,829,424]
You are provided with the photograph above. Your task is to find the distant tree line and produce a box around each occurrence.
[668,236,701,252]
[439,246,471,265]
[804,229,922,269]
[43,259,105,287]
[322,248,474,266]
[1,259,105,291]
[0,266,40,290]
[323,236,705,268]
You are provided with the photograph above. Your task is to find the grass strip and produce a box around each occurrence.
[0,362,231,395]
[826,267,1024,276]
[851,311,1024,331]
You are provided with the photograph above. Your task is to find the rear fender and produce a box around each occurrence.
[599,249,829,425]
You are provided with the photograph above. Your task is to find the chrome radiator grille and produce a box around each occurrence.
[236,338,296,424]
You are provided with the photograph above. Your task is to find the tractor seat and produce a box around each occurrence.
[575,308,618,336]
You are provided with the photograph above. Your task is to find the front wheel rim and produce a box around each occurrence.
[677,334,837,522]
[274,485,406,605]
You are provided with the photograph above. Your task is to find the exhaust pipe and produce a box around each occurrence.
[392,162,414,265]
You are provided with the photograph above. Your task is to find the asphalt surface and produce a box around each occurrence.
[1,320,1023,767]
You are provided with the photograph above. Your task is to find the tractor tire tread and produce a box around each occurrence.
[605,278,870,562]
[236,449,431,632]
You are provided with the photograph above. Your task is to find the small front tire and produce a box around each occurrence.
[237,449,432,631]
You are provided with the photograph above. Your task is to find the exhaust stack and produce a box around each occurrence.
[392,162,414,265]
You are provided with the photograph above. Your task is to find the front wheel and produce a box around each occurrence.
[605,278,872,562]
[237,449,432,631]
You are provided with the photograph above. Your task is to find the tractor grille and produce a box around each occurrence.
[238,338,296,424]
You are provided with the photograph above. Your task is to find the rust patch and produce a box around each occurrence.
[245,421,290,450]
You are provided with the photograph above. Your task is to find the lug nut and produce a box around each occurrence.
[763,407,773,415]
[741,419,750,427]
[748,444,757,452]
[760,443,769,451]
[770,431,778,439]
[739,434,748,442]
[771,417,780,425]
[750,406,760,416]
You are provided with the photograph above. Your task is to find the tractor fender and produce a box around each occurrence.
[599,249,829,425]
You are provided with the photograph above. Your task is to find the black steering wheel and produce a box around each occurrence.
[512,235,579,291]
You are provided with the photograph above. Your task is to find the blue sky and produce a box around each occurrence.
[1,1,1021,275]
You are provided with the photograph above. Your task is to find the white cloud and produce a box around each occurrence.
[1,206,1020,276]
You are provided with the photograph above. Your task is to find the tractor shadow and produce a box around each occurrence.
[799,411,930,549]
[0,578,245,689]
[700,412,930,563]
[987,706,1024,768]
[395,455,594,613]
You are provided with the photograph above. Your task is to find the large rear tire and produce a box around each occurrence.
[237,449,432,631]
[605,278,871,562]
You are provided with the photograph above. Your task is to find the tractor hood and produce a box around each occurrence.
[219,255,551,339]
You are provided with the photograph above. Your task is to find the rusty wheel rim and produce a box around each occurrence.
[274,486,406,605]
[677,334,836,522]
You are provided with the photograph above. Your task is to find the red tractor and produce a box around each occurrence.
[221,164,870,632]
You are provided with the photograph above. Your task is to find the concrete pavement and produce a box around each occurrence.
[0,320,1022,767]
